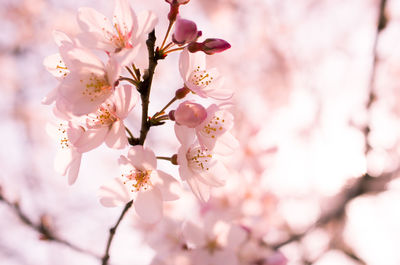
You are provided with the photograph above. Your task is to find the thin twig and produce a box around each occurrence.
[0,194,100,259]
[101,201,133,265]
[152,96,177,119]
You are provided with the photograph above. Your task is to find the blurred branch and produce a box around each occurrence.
[272,1,390,256]
[0,191,101,259]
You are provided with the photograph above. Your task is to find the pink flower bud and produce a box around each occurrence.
[174,101,207,128]
[172,18,201,46]
[188,38,231,55]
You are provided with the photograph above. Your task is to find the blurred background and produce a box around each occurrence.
[1,0,400,264]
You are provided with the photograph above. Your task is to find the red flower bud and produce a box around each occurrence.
[172,18,201,46]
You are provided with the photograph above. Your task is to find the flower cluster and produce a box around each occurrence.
[44,0,235,222]
[44,0,287,264]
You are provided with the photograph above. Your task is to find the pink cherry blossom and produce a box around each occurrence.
[99,146,180,223]
[77,0,157,66]
[174,100,207,128]
[175,124,228,202]
[179,48,232,100]
[195,104,239,155]
[54,44,121,116]
[182,217,247,265]
[172,17,201,46]
[46,121,85,185]
[73,85,139,152]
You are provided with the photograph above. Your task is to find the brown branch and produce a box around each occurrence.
[101,29,164,265]
[101,201,133,265]
[0,192,100,259]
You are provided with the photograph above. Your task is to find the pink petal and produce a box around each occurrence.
[59,44,104,71]
[105,120,128,149]
[67,153,82,185]
[99,177,132,207]
[134,11,158,41]
[54,148,75,176]
[118,155,135,175]
[174,124,196,146]
[43,53,69,80]
[134,188,163,223]
[185,175,211,202]
[105,57,121,87]
[114,85,139,118]
[113,0,136,36]
[182,221,206,247]
[74,127,109,153]
[152,170,180,201]
[127,146,157,170]
[77,7,114,34]
[52,30,73,47]
[112,45,141,67]
[179,48,206,82]
[213,132,239,155]
[226,225,247,250]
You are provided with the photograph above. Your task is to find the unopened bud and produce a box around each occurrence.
[175,86,191,99]
[188,38,231,55]
[174,101,207,128]
[172,18,201,46]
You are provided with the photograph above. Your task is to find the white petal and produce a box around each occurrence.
[112,45,141,67]
[105,57,121,86]
[105,120,128,149]
[74,127,109,153]
[99,177,132,207]
[127,146,157,170]
[59,44,104,72]
[134,188,163,223]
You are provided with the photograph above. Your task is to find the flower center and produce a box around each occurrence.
[56,59,69,78]
[189,66,214,89]
[186,146,214,173]
[58,123,70,149]
[205,238,221,255]
[122,169,152,192]
[200,114,227,139]
[86,103,117,128]
[80,73,111,102]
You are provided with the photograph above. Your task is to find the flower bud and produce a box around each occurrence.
[174,101,207,128]
[168,110,176,121]
[172,18,201,46]
[188,38,231,55]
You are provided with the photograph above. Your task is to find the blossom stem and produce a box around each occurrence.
[160,20,174,50]
[156,156,172,161]
[119,77,138,87]
[125,66,139,82]
[125,126,135,139]
[164,46,185,54]
[101,200,133,265]
[152,96,177,119]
